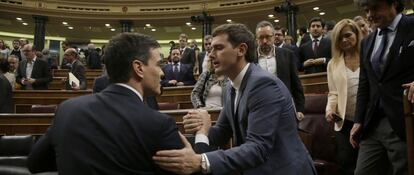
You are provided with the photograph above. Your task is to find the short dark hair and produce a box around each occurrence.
[204,35,213,41]
[325,20,336,30]
[212,23,256,62]
[104,33,160,83]
[169,46,180,55]
[274,25,286,36]
[308,17,325,28]
[355,0,405,13]
[0,59,10,73]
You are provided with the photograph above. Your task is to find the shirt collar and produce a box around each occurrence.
[173,62,181,66]
[310,35,323,41]
[379,13,402,33]
[71,59,77,65]
[115,83,144,102]
[230,63,250,90]
[28,57,37,64]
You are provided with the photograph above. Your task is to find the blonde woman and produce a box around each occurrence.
[326,19,363,175]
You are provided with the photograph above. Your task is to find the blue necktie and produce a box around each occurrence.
[371,28,389,77]
[173,64,179,79]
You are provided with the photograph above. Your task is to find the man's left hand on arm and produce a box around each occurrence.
[402,81,414,103]
[153,132,202,174]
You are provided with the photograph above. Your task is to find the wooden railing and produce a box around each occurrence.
[52,69,103,78]
[0,108,221,136]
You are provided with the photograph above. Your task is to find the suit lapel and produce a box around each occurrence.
[21,60,27,77]
[275,48,284,77]
[235,65,252,120]
[364,32,378,79]
[381,16,407,80]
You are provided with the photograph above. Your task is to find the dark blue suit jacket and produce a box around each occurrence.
[355,15,414,140]
[161,63,195,87]
[27,85,183,175]
[204,64,315,175]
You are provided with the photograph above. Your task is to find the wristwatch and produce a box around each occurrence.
[200,154,208,174]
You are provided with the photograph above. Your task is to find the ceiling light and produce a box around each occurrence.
[110,28,116,31]
[186,22,191,26]
[226,19,232,23]
[319,12,326,15]
[145,24,151,27]
[313,7,320,11]
[105,24,111,27]
[191,27,196,30]
[16,17,22,21]
[68,26,74,29]
[22,22,28,26]
[274,19,280,23]
[151,28,156,32]
[62,22,68,25]
[268,14,274,18]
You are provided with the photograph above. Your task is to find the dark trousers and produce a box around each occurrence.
[335,119,358,175]
[355,117,408,175]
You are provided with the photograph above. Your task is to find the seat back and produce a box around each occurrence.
[0,135,34,157]
[30,105,57,113]
[158,102,180,110]
[299,94,336,162]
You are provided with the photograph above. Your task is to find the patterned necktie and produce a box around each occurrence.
[313,39,319,55]
[173,64,179,79]
[371,28,389,77]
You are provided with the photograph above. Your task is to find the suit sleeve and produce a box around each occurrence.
[207,106,233,147]
[326,61,338,114]
[182,65,195,85]
[33,62,52,86]
[354,41,369,124]
[15,63,23,86]
[160,66,172,87]
[27,125,57,173]
[75,64,87,90]
[206,78,283,174]
[191,72,208,108]
[288,51,305,113]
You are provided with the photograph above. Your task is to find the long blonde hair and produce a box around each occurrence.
[331,19,363,64]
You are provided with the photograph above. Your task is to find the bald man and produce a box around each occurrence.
[63,48,86,90]
[16,44,52,90]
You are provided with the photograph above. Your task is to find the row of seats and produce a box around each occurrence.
[1,94,338,175]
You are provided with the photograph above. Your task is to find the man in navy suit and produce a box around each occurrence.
[350,0,414,174]
[153,23,316,175]
[178,33,196,66]
[161,46,195,87]
[299,17,332,74]
[27,33,185,175]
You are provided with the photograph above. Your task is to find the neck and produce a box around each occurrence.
[228,58,247,81]
[343,49,358,59]
[126,79,145,97]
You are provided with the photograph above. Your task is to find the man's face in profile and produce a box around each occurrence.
[209,34,240,76]
[141,48,163,96]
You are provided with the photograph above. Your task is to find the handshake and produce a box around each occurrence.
[183,109,212,136]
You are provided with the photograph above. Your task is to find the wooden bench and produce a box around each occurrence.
[0,108,221,136]
[299,72,328,94]
[403,92,414,175]
[52,69,103,78]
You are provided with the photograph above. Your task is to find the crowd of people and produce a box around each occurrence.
[1,0,414,174]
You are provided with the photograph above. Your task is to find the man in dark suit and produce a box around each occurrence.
[0,60,12,113]
[198,35,213,74]
[178,33,196,66]
[256,21,305,121]
[350,0,414,174]
[153,23,316,175]
[161,47,195,87]
[299,17,332,74]
[27,33,185,175]
[63,48,86,90]
[93,73,160,110]
[87,43,102,69]
[16,44,52,90]
[274,25,303,72]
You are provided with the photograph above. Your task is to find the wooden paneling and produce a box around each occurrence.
[0,108,221,135]
[49,77,96,90]
[52,69,103,78]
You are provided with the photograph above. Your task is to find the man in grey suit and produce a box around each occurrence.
[255,21,305,121]
[153,23,315,175]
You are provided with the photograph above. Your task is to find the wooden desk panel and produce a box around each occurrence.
[0,108,221,135]
[403,93,414,175]
[53,69,103,78]
[49,77,95,90]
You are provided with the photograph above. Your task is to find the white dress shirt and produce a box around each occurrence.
[257,46,277,75]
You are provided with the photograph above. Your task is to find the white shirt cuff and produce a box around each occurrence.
[195,133,209,145]
[201,153,212,174]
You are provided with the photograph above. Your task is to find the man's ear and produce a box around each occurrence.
[237,43,248,57]
[132,60,144,79]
